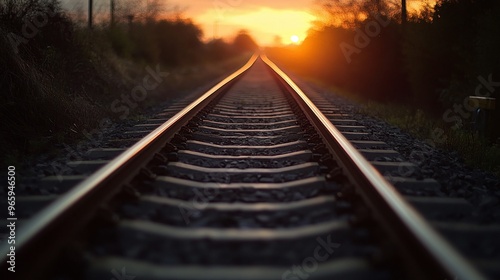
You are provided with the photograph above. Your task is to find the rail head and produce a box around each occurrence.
[1,53,485,280]
[0,53,259,279]
[260,53,485,280]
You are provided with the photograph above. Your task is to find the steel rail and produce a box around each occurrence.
[261,53,485,280]
[0,53,258,279]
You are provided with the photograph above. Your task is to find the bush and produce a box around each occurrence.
[108,26,134,57]
[233,30,258,53]
[403,0,500,113]
[0,29,102,158]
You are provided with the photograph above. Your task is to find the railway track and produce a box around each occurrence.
[0,54,493,279]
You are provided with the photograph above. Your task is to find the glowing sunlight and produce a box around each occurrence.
[197,7,314,46]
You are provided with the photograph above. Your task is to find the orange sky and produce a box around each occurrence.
[60,0,315,45]
[62,0,434,46]
[173,0,316,46]
[171,0,434,46]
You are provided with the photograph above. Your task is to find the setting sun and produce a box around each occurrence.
[196,6,314,46]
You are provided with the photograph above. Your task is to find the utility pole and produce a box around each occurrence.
[110,0,115,26]
[213,20,219,40]
[88,0,93,29]
[127,14,134,33]
[402,0,407,24]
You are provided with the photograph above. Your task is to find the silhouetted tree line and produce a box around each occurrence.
[233,30,259,53]
[405,0,500,112]
[108,21,257,66]
[0,0,255,70]
[108,18,205,66]
[0,0,258,162]
[1,0,74,61]
[270,0,500,115]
